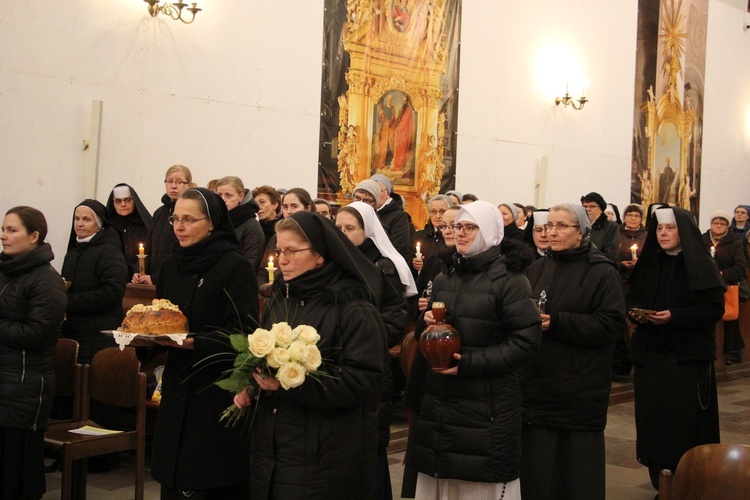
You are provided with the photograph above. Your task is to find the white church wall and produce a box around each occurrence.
[1,0,749,268]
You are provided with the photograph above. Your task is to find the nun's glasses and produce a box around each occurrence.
[168,216,208,226]
[274,248,312,259]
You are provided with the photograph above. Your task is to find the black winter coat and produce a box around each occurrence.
[404,243,542,483]
[0,244,67,431]
[61,227,128,364]
[590,213,620,265]
[145,194,177,282]
[702,230,747,284]
[377,193,414,264]
[229,193,265,272]
[249,263,385,500]
[143,248,258,491]
[522,242,626,431]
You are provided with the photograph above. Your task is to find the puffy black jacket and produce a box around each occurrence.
[249,263,385,499]
[229,194,265,272]
[377,192,414,263]
[405,243,542,483]
[590,213,620,265]
[61,227,128,364]
[522,242,626,431]
[0,243,67,430]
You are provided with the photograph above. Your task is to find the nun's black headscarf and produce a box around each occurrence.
[170,187,241,273]
[66,199,110,251]
[629,206,724,294]
[105,183,154,231]
[286,211,382,304]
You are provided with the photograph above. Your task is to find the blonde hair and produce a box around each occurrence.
[216,176,245,195]
[165,165,193,185]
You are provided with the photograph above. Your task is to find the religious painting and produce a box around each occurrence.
[317,0,462,228]
[371,90,417,183]
[630,0,707,216]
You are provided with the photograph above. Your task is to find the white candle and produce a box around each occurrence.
[267,256,275,284]
[630,244,638,261]
[415,242,422,259]
[710,246,716,258]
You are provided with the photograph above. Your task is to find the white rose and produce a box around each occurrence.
[247,329,275,357]
[266,347,291,369]
[276,361,307,390]
[270,322,297,348]
[288,340,310,364]
[302,345,322,371]
[294,324,320,345]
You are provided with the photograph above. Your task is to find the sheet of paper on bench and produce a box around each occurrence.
[69,425,124,435]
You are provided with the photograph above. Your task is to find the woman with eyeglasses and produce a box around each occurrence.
[627,207,724,493]
[105,183,153,276]
[257,188,317,287]
[403,201,541,499]
[702,210,747,365]
[216,176,265,273]
[233,211,386,498]
[522,209,551,260]
[730,204,750,239]
[412,195,453,276]
[132,165,193,286]
[414,205,461,311]
[0,206,67,499]
[520,203,626,500]
[336,201,414,499]
[617,204,647,284]
[60,200,129,365]
[136,187,258,499]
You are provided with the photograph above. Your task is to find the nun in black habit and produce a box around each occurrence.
[626,206,725,490]
[234,211,387,499]
[105,183,153,276]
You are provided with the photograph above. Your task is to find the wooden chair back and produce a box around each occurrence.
[659,443,750,499]
[51,338,82,421]
[44,347,146,500]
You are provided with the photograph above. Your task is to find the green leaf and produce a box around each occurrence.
[234,352,251,368]
[229,334,249,353]
[215,378,244,392]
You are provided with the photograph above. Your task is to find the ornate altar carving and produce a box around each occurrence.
[337,0,450,228]
[639,0,696,210]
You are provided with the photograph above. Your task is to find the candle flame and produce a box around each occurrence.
[269,255,274,264]
[630,244,637,250]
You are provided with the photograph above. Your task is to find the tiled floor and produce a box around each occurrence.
[43,377,750,499]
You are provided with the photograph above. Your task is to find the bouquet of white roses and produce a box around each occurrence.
[216,321,324,427]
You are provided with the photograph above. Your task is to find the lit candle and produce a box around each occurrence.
[630,244,638,261]
[139,243,145,257]
[267,256,274,284]
[710,246,716,258]
[415,242,422,259]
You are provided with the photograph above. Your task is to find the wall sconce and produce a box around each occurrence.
[555,88,588,110]
[144,1,201,24]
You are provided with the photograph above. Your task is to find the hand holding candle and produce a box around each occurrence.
[630,244,638,261]
[267,255,275,284]
[415,242,422,259]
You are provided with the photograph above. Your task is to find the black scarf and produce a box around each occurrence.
[171,231,239,274]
